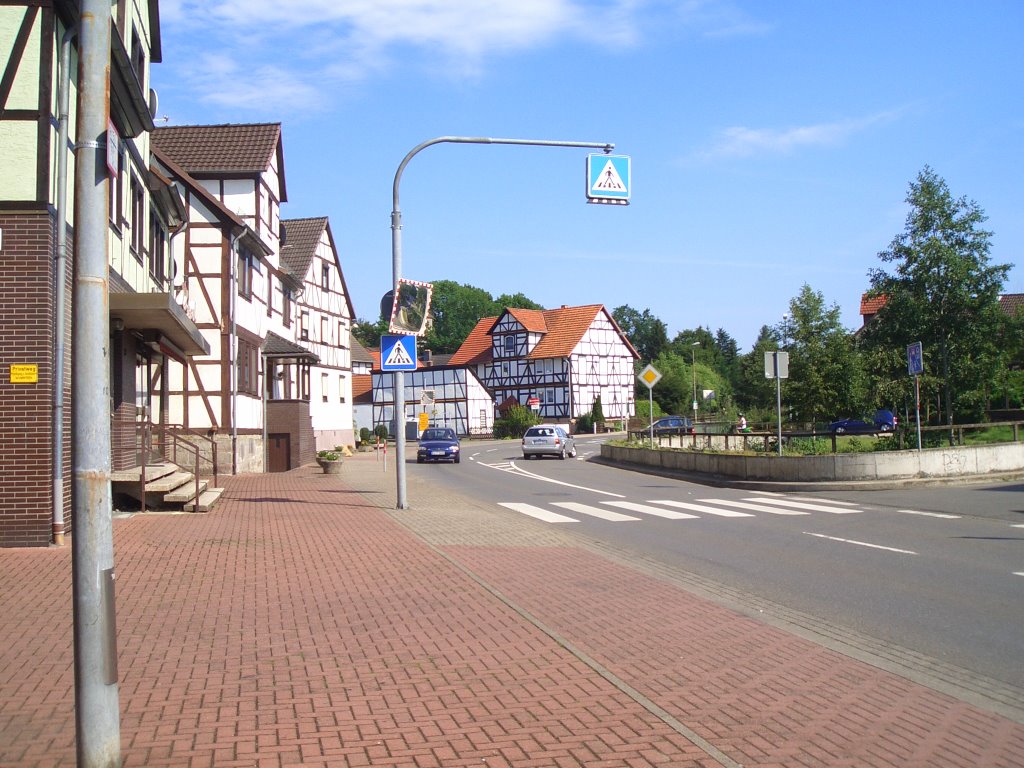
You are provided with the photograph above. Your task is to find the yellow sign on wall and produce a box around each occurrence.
[10,364,38,384]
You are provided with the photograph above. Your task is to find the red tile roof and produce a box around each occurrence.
[860,293,888,315]
[450,304,637,365]
[351,374,372,403]
[1000,293,1024,317]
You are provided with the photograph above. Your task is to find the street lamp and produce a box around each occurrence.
[782,313,789,348]
[691,342,700,426]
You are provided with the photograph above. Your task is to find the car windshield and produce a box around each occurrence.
[422,429,453,441]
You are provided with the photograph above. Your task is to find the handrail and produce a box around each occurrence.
[135,422,219,511]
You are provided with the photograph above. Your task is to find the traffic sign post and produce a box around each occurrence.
[764,351,789,456]
[907,342,923,450]
[638,364,662,447]
[389,135,617,510]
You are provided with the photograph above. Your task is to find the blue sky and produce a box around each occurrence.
[154,0,1023,352]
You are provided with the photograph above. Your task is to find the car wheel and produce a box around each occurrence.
[523,454,530,460]
[558,448,566,460]
[569,447,577,458]
[454,455,460,463]
[835,426,846,435]
[880,424,892,432]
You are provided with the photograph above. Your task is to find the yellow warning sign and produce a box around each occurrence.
[10,364,38,384]
[418,412,430,431]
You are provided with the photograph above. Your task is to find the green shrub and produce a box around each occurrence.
[592,395,604,423]
[373,424,389,440]
[359,427,373,444]
[317,450,340,461]
[575,412,595,434]
[494,405,540,439]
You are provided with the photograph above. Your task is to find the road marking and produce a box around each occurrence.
[804,532,917,555]
[1014,572,1024,577]
[897,509,961,519]
[479,461,625,498]
[699,498,809,515]
[649,500,753,517]
[498,502,578,524]
[553,502,640,521]
[603,501,698,519]
[749,491,858,506]
[743,497,862,514]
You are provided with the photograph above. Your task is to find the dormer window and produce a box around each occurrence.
[503,335,516,357]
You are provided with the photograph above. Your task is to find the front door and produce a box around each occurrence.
[267,433,290,473]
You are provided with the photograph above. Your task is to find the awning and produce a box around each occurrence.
[263,331,319,364]
[109,292,210,358]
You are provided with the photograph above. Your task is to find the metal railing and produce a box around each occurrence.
[137,422,218,510]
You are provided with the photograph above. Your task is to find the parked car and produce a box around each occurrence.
[416,427,460,463]
[828,409,896,435]
[650,416,695,436]
[521,425,577,460]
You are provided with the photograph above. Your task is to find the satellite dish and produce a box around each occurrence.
[148,88,159,118]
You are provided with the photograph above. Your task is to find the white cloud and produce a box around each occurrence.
[692,111,900,161]
[161,0,655,111]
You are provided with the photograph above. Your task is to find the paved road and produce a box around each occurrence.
[431,437,1024,689]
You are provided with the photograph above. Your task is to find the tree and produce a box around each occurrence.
[420,280,496,354]
[494,292,544,311]
[352,316,387,351]
[865,166,1010,426]
[784,284,865,425]
[736,325,780,415]
[611,305,668,363]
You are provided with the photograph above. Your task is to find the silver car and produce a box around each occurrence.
[521,425,577,460]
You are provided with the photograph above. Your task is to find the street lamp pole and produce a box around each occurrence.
[390,136,614,509]
[691,342,700,427]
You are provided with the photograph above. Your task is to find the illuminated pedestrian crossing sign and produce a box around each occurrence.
[381,335,417,371]
[587,154,631,204]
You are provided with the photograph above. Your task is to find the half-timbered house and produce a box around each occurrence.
[0,1,208,546]
[371,364,493,438]
[280,216,356,455]
[152,124,356,473]
[448,304,638,428]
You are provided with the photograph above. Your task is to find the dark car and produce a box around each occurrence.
[416,427,460,463]
[650,416,695,436]
[828,409,896,435]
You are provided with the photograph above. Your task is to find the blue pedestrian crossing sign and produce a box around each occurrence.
[381,335,417,371]
[587,154,631,204]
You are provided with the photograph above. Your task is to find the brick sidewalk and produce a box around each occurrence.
[1,450,1022,767]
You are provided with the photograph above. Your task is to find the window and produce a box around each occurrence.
[148,208,166,284]
[129,175,145,259]
[237,340,259,396]
[337,321,344,348]
[339,374,345,402]
[503,335,516,357]
[237,246,254,299]
[322,372,329,402]
[108,141,123,227]
[321,262,330,291]
[130,26,145,87]
[283,288,292,328]
[321,316,329,345]
[300,311,309,340]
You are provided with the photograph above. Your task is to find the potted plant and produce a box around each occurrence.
[316,449,343,474]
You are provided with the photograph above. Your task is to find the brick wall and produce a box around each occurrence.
[0,212,63,547]
[267,400,315,470]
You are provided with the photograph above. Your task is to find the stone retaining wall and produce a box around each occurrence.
[601,441,1024,483]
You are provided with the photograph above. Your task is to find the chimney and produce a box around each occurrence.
[422,349,432,367]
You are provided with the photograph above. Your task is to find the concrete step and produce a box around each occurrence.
[163,478,210,504]
[144,471,195,495]
[185,488,224,513]
[111,463,178,484]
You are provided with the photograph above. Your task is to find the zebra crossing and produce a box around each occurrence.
[497,494,863,524]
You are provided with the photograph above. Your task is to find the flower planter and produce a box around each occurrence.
[316,457,343,474]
